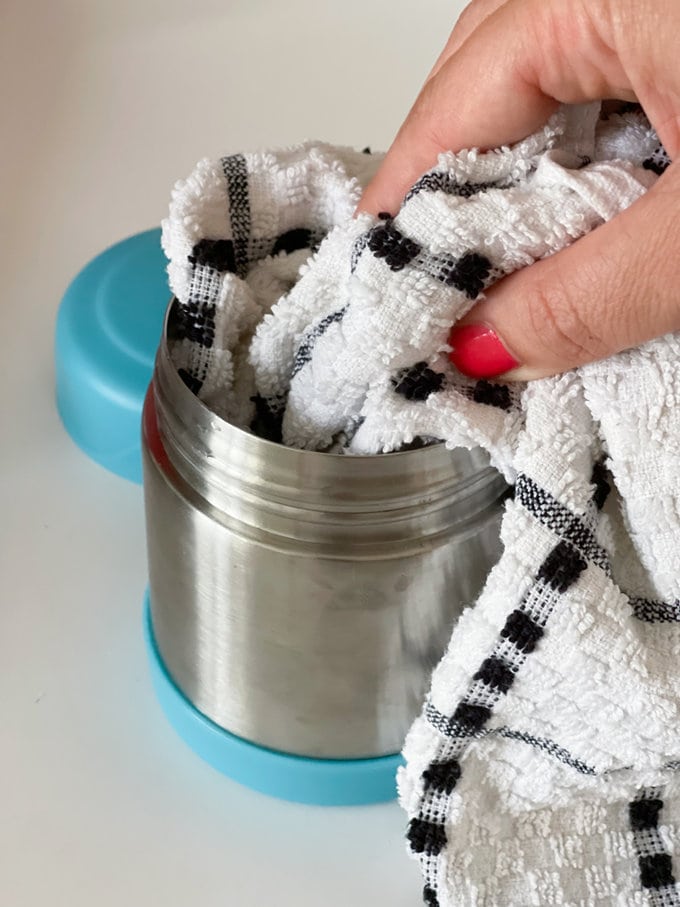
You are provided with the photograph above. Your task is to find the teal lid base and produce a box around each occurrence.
[55,229,169,484]
[144,595,403,806]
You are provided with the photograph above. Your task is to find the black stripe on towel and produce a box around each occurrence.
[642,146,670,176]
[392,362,446,401]
[630,789,680,906]
[472,380,512,410]
[291,305,349,377]
[404,171,504,202]
[410,468,608,904]
[515,474,609,572]
[629,597,680,624]
[221,153,251,278]
[271,228,314,256]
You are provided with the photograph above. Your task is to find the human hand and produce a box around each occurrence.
[359,0,679,380]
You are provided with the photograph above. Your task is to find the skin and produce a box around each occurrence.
[358,0,680,380]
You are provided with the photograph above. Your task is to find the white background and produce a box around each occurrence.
[0,2,467,904]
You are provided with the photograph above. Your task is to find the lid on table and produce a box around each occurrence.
[55,228,169,483]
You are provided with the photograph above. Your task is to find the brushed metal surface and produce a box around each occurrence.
[142,302,506,759]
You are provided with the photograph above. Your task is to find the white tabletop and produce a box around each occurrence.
[0,2,465,904]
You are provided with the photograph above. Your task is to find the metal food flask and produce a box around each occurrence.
[142,302,506,799]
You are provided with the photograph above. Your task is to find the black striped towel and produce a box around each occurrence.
[163,103,680,906]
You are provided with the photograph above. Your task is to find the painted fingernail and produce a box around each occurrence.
[447,323,519,379]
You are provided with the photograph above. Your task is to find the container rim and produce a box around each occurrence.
[159,298,475,465]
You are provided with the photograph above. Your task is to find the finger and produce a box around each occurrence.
[358,0,632,216]
[447,166,680,381]
[425,0,509,83]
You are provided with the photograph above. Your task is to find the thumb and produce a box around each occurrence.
[447,168,680,381]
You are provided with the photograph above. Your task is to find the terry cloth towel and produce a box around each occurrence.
[161,104,680,907]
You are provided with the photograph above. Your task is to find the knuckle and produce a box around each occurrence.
[523,273,608,366]
[455,0,506,36]
[456,0,485,32]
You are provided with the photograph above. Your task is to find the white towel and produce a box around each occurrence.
[162,104,680,906]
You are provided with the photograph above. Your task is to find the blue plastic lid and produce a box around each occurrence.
[55,228,169,483]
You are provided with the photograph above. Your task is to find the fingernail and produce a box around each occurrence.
[448,323,519,379]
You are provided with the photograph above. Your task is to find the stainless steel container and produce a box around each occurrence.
[142,304,506,761]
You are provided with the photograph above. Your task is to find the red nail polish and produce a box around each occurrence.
[448,323,519,379]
